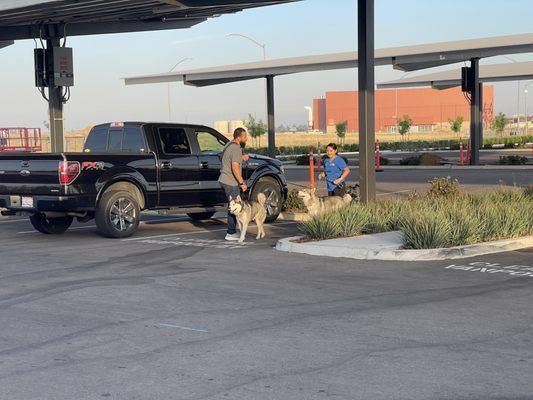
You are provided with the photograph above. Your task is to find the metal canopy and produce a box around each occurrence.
[0,40,12,49]
[378,61,533,90]
[124,33,533,86]
[0,0,298,40]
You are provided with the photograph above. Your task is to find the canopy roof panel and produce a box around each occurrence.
[124,33,533,87]
[0,0,298,39]
[377,61,533,90]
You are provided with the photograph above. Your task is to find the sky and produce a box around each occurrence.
[0,0,532,131]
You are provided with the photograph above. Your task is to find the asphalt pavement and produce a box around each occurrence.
[0,214,532,399]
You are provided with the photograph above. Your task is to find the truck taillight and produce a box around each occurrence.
[58,161,80,185]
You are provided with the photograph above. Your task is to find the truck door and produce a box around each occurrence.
[155,126,201,207]
[192,128,228,206]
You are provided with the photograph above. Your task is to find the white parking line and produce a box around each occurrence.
[122,221,297,242]
[158,323,209,333]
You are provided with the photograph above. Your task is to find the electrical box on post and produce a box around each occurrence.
[461,66,470,93]
[34,48,46,87]
[52,46,74,87]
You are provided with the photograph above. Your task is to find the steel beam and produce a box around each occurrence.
[0,19,205,40]
[469,58,480,165]
[46,37,64,153]
[266,75,276,159]
[357,0,376,203]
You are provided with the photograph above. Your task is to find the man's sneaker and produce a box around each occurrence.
[225,233,240,241]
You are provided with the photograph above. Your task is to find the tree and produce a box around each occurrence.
[397,115,412,140]
[335,121,347,145]
[448,116,464,137]
[491,112,507,138]
[245,114,267,147]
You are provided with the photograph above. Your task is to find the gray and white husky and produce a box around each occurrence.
[228,193,267,243]
[297,187,352,217]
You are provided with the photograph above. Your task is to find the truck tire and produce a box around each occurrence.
[95,190,140,238]
[187,212,215,221]
[252,177,283,223]
[29,213,73,234]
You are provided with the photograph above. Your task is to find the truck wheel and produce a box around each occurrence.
[187,212,215,221]
[252,177,283,223]
[30,213,73,234]
[95,190,140,238]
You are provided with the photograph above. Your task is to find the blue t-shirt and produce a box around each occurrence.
[324,156,348,191]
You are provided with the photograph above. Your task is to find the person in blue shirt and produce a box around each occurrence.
[319,143,351,196]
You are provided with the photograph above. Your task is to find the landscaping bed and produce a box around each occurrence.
[295,179,533,250]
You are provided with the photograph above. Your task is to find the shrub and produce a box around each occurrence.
[283,189,307,212]
[400,209,453,249]
[400,153,446,166]
[298,189,533,249]
[498,155,528,165]
[426,177,461,198]
[524,185,533,197]
[298,212,340,241]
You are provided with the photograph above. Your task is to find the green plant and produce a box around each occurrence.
[399,153,445,166]
[449,116,464,135]
[497,155,528,165]
[298,212,340,241]
[283,189,307,212]
[524,185,533,197]
[491,113,507,137]
[426,177,461,198]
[400,209,454,249]
[245,114,267,147]
[398,115,412,139]
[335,121,347,145]
[336,205,370,237]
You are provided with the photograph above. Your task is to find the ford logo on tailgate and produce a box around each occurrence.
[20,169,31,176]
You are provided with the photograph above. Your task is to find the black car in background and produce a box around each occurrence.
[0,122,287,238]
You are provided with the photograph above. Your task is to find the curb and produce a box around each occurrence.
[276,234,533,261]
[283,164,533,170]
[278,212,309,222]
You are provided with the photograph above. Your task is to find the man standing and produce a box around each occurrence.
[219,127,249,241]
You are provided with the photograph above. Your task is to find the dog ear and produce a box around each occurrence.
[228,195,233,202]
[311,187,317,194]
[236,195,242,202]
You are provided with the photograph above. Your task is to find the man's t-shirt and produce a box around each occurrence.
[324,156,348,191]
[218,141,242,186]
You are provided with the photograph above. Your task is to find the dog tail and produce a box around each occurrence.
[343,194,352,204]
[257,193,267,206]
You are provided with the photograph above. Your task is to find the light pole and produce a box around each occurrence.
[226,33,266,60]
[167,57,193,121]
[525,81,533,135]
[503,56,521,133]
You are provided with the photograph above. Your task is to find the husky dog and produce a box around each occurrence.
[297,187,352,217]
[228,193,267,243]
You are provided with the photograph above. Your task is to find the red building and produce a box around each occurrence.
[313,86,494,133]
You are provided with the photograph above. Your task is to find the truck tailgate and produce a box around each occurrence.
[0,153,64,195]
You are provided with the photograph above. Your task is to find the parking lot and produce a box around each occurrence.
[1,214,532,399]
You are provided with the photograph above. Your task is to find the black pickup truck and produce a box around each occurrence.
[0,122,287,238]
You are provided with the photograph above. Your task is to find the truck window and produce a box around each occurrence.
[84,126,108,152]
[158,127,191,155]
[122,125,146,153]
[196,131,227,153]
[108,129,123,151]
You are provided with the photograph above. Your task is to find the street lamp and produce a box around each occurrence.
[524,81,533,135]
[167,57,193,121]
[502,56,521,133]
[226,33,266,60]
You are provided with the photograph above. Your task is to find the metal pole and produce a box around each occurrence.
[266,75,276,159]
[478,82,484,151]
[46,37,64,153]
[358,0,376,203]
[469,58,480,165]
[517,82,520,133]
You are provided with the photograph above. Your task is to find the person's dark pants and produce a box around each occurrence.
[220,183,240,235]
[328,185,345,197]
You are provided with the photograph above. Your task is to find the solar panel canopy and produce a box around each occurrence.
[0,0,298,39]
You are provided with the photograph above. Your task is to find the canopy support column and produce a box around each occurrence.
[357,0,376,203]
[46,37,64,153]
[469,57,480,165]
[266,75,276,159]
